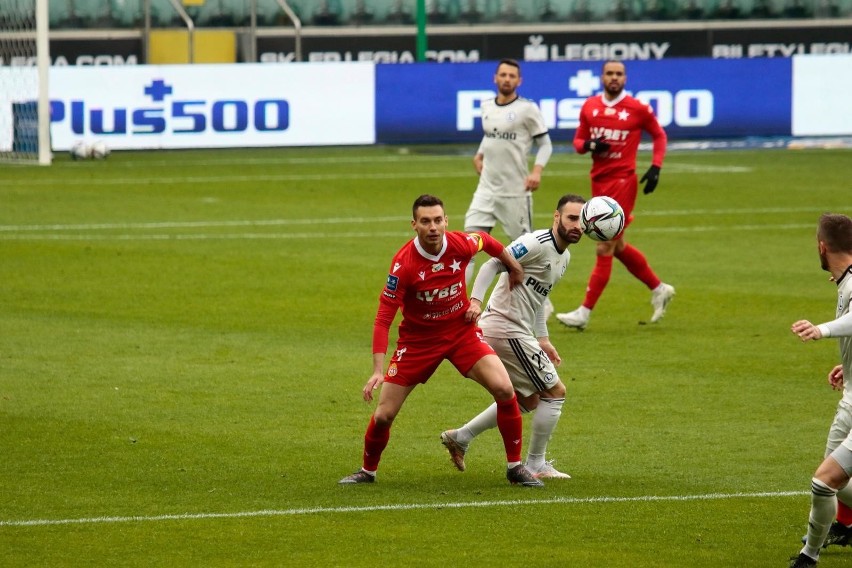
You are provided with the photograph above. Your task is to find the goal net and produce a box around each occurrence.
[0,0,50,165]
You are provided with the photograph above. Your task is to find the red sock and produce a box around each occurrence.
[615,244,661,290]
[583,255,613,310]
[363,415,390,472]
[496,394,523,463]
[838,501,852,526]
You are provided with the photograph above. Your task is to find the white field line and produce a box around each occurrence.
[0,206,834,235]
[0,224,817,241]
[0,490,806,528]
[3,163,748,187]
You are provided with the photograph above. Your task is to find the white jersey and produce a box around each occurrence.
[819,266,852,406]
[477,96,548,198]
[479,229,570,338]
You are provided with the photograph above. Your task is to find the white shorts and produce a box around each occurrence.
[826,400,852,474]
[485,335,559,397]
[464,190,532,240]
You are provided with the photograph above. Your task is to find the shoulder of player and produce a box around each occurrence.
[511,230,548,258]
[623,95,655,112]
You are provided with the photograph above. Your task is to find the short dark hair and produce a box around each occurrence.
[818,213,852,253]
[602,59,625,72]
[497,58,521,75]
[412,194,444,218]
[557,194,586,211]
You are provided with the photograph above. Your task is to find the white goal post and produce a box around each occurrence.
[0,0,51,165]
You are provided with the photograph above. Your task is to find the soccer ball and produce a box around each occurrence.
[70,141,90,160]
[90,141,110,159]
[580,196,625,241]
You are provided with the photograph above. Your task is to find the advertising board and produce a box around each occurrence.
[48,63,375,150]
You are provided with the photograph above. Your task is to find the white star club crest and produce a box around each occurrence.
[618,109,630,120]
[450,259,461,273]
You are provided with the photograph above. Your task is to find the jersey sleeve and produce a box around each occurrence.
[642,104,667,167]
[527,102,549,138]
[372,259,404,354]
[573,100,592,154]
[479,231,506,257]
[818,312,852,338]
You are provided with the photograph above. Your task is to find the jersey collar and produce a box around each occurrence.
[413,234,447,261]
[837,264,852,286]
[547,229,565,254]
[600,91,627,107]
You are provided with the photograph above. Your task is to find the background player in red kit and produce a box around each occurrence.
[339,194,544,487]
[556,59,675,330]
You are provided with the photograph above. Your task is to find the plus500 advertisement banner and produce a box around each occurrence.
[49,63,375,150]
[375,59,792,143]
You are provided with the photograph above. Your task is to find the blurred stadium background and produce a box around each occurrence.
[8,0,852,30]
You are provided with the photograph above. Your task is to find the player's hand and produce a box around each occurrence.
[792,319,823,342]
[829,365,844,391]
[524,171,541,192]
[583,136,611,154]
[466,299,483,323]
[538,339,561,367]
[640,165,661,194]
[362,372,384,402]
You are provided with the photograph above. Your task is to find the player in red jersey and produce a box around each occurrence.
[339,194,544,487]
[556,59,675,331]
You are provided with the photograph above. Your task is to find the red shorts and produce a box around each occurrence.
[592,175,637,228]
[384,324,495,387]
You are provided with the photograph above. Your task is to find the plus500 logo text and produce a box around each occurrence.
[51,79,289,136]
[457,69,713,131]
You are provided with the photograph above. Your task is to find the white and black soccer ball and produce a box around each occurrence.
[580,196,625,241]
[90,141,110,160]
[70,141,91,160]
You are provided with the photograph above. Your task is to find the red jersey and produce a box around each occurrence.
[573,92,667,182]
[372,230,504,354]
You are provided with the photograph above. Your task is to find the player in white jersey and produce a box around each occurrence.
[464,58,553,313]
[442,194,585,479]
[789,213,852,568]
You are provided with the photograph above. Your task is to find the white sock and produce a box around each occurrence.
[577,305,591,317]
[526,397,564,468]
[456,402,498,445]
[803,478,837,558]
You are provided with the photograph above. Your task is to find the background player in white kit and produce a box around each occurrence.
[465,58,554,315]
[789,213,852,568]
[443,194,585,479]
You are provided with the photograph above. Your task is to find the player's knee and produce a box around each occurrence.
[490,381,516,401]
[372,409,398,427]
[543,381,566,398]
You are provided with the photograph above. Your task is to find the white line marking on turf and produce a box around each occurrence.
[4,164,748,187]
[0,490,806,528]
[0,207,833,234]
[0,217,411,232]
[0,224,816,241]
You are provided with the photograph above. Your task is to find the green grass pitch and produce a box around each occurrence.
[1,144,850,566]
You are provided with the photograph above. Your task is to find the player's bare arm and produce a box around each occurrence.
[363,352,387,402]
[473,152,484,175]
